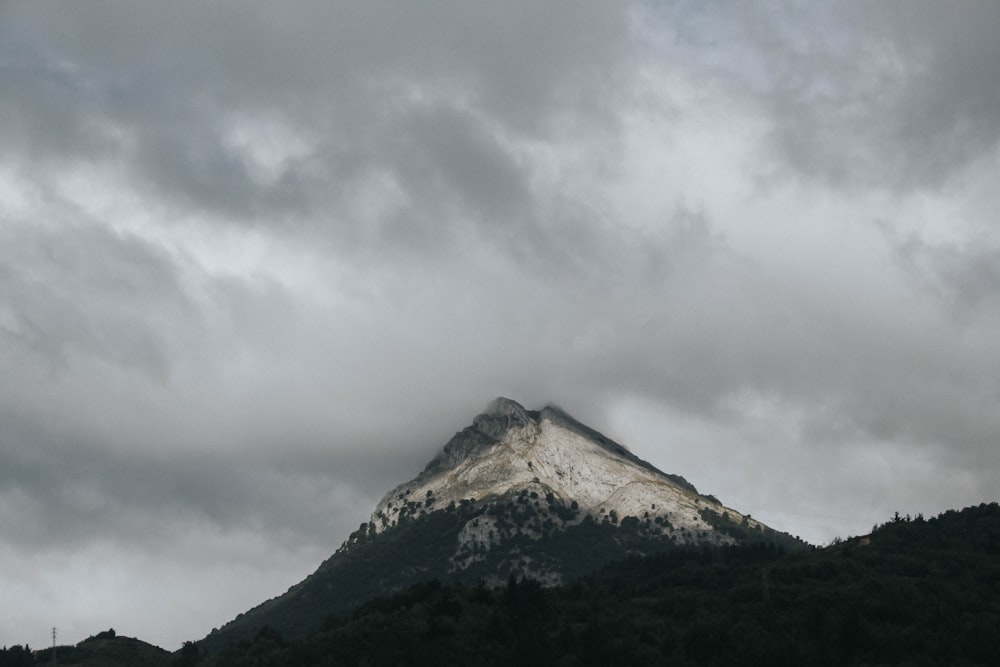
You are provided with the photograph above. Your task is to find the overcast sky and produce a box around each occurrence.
[2,0,999,651]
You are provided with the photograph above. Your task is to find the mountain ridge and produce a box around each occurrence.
[366,397,745,547]
[202,397,805,649]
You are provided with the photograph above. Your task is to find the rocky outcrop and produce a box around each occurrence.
[369,397,764,548]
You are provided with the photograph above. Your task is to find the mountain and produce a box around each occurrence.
[202,398,805,649]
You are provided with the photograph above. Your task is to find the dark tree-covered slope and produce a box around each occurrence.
[201,493,804,650]
[186,502,1000,667]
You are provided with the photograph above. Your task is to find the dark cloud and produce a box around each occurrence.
[871,3,1000,176]
[393,104,529,221]
[892,232,1000,318]
[662,3,1000,191]
[1,0,629,226]
[0,216,196,376]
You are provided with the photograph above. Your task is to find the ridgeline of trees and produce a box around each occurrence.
[4,503,997,666]
[0,646,31,667]
[1,631,170,667]
[204,493,807,649]
[185,502,999,667]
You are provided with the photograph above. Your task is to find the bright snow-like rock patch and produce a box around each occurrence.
[367,399,763,552]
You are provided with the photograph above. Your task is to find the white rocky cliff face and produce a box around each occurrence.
[363,398,764,563]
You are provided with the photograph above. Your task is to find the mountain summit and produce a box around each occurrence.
[369,397,755,548]
[204,398,804,648]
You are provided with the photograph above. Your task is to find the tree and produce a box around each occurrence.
[0,645,34,667]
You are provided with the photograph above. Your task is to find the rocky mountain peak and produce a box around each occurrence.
[472,396,538,440]
[367,398,763,547]
[204,397,807,649]
[483,396,533,420]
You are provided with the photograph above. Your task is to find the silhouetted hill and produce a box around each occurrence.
[1,631,171,667]
[186,502,1000,666]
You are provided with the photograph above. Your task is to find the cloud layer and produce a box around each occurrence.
[2,0,999,649]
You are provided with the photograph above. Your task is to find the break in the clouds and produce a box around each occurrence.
[2,0,999,650]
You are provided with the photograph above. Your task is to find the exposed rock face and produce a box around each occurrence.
[368,397,750,556]
[474,396,537,438]
[203,397,804,649]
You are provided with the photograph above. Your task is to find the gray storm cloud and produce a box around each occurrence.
[1,0,999,650]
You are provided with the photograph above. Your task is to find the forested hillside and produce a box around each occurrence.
[180,502,1000,666]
